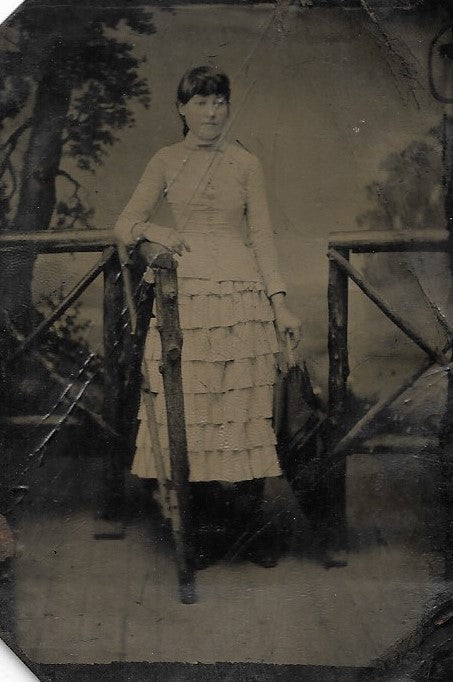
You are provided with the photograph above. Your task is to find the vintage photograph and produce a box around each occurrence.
[1,0,453,679]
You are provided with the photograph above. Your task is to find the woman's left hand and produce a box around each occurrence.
[271,297,302,348]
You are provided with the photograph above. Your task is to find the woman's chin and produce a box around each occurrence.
[197,127,223,142]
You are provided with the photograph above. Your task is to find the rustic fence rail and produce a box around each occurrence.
[4,227,446,593]
[0,229,114,252]
[327,228,451,548]
[0,229,196,604]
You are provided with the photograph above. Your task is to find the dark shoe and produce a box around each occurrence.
[309,537,348,569]
[244,532,283,568]
[246,547,280,568]
[234,513,284,568]
[322,551,348,569]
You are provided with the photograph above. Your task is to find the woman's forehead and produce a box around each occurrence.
[191,93,226,100]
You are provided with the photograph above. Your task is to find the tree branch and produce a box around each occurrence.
[57,168,81,195]
[0,118,33,153]
[6,157,17,200]
[56,168,92,230]
[0,118,32,180]
[61,111,90,146]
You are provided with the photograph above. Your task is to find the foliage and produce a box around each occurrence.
[39,285,92,348]
[0,1,155,232]
[357,123,445,232]
[37,284,103,374]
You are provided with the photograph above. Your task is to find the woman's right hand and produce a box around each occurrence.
[142,224,191,256]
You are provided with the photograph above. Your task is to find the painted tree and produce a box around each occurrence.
[0,0,154,336]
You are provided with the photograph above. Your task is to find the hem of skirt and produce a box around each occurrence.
[131,447,282,482]
[130,471,282,483]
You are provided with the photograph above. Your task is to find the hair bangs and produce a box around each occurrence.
[177,66,230,105]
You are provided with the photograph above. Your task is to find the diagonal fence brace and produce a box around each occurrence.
[328,248,449,367]
[6,246,116,366]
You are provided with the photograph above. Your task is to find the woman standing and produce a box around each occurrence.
[114,66,301,568]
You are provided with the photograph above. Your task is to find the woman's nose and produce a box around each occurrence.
[207,103,217,117]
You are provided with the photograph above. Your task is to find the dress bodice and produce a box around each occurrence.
[114,134,287,297]
[157,136,248,237]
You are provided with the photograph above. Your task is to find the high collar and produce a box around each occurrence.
[183,131,227,152]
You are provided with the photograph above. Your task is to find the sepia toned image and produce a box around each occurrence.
[1,0,453,679]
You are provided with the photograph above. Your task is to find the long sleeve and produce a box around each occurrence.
[114,149,166,246]
[245,154,287,298]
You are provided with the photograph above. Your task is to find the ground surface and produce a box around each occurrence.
[1,432,446,670]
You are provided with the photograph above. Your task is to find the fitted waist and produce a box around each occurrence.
[174,232,262,283]
[178,225,245,244]
[179,222,243,237]
[171,204,245,234]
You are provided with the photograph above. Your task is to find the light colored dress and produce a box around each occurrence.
[114,132,287,482]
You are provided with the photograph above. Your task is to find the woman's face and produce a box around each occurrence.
[179,93,229,142]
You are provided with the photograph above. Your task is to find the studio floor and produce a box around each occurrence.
[2,436,448,669]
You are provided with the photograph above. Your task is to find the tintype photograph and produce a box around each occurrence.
[1,1,453,680]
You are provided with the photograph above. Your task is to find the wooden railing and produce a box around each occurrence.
[4,226,444,593]
[0,230,195,604]
[326,228,451,546]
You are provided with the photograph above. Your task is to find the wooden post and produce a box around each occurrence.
[152,252,196,604]
[101,250,125,520]
[439,350,453,578]
[0,560,14,638]
[0,515,15,642]
[440,38,453,578]
[325,247,350,551]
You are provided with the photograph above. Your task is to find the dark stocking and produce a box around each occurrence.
[190,482,233,568]
[226,479,282,567]
[190,479,282,569]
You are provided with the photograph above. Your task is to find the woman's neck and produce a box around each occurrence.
[184,131,224,149]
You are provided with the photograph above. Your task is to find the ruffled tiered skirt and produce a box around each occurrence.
[131,277,282,482]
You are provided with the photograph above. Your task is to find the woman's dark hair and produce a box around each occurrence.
[176,65,230,136]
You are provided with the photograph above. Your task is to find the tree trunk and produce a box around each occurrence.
[0,45,72,338]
